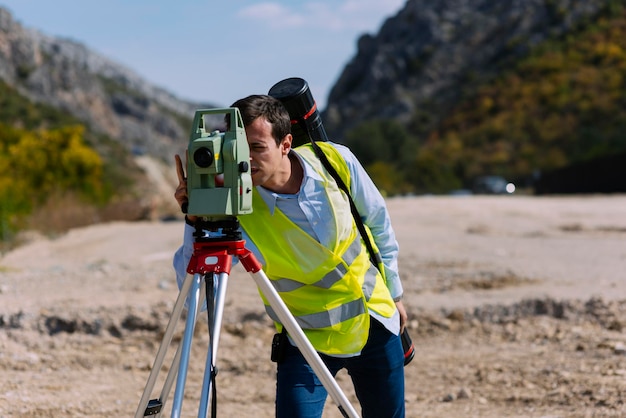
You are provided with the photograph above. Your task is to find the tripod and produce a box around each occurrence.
[134,218,359,418]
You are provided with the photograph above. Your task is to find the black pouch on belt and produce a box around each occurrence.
[271,328,289,363]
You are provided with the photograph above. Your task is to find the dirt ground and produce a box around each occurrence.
[1,195,625,418]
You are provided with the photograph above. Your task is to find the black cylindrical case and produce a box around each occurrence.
[401,329,415,366]
[268,77,328,147]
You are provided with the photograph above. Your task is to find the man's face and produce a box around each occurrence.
[246,117,290,188]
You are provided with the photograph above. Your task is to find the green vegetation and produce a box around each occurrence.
[0,80,80,130]
[342,119,416,195]
[344,6,626,194]
[0,123,107,239]
[0,80,142,244]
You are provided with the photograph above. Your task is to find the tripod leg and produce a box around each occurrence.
[134,269,198,418]
[170,272,204,418]
[158,288,207,416]
[246,268,360,418]
[198,271,229,417]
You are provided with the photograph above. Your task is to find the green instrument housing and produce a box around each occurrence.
[186,108,253,217]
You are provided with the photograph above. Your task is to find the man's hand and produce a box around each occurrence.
[396,300,408,333]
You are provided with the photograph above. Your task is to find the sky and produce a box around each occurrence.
[1,0,405,109]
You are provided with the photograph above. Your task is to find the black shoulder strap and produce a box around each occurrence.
[308,139,383,271]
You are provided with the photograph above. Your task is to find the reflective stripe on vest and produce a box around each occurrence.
[266,298,367,329]
[271,235,378,301]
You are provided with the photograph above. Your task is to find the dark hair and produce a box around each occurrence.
[229,95,291,146]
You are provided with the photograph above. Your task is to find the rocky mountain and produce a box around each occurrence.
[3,1,614,157]
[1,1,623,202]
[323,0,613,140]
[0,6,205,161]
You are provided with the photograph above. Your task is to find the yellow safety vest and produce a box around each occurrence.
[239,142,396,355]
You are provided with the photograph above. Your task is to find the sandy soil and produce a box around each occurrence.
[1,195,625,418]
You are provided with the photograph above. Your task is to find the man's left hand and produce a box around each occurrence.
[396,300,407,333]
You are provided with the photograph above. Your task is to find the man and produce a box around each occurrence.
[173,94,406,418]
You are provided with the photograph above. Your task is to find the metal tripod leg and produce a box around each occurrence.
[170,272,203,418]
[134,271,208,418]
[198,271,228,416]
[242,265,359,418]
[136,246,360,418]
[134,267,232,418]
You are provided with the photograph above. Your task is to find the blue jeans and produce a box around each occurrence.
[275,318,405,418]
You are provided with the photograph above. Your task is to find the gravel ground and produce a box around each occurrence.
[1,195,625,418]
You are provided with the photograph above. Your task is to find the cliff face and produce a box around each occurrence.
[0,7,205,160]
[323,0,611,140]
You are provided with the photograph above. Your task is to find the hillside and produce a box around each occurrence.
[0,7,204,161]
[415,8,626,193]
[2,1,626,239]
[0,7,203,238]
[325,0,613,138]
[324,0,626,194]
